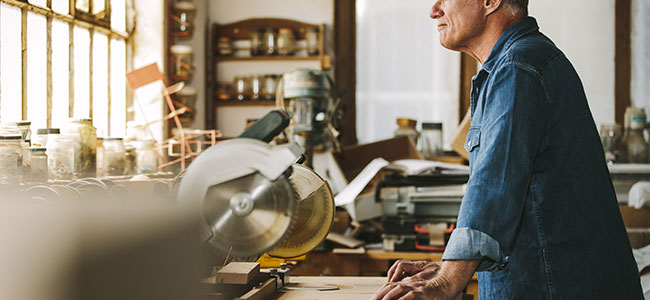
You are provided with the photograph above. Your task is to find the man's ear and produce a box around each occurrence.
[483,0,504,16]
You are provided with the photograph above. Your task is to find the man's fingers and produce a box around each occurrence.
[398,291,417,300]
[381,283,409,300]
[371,282,396,300]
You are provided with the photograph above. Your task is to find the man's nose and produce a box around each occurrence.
[430,0,444,19]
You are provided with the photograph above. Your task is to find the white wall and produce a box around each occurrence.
[529,0,616,128]
[208,0,333,137]
[631,0,650,112]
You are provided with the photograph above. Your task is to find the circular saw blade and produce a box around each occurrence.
[203,172,297,259]
[267,164,335,258]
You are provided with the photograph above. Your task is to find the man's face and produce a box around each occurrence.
[430,0,486,51]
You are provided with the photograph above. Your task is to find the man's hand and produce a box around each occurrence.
[387,260,441,282]
[372,260,480,300]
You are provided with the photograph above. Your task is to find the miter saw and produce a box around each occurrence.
[177,110,335,264]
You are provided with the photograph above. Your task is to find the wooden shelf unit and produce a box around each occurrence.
[206,18,328,130]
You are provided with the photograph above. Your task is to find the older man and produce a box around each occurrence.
[372,0,644,299]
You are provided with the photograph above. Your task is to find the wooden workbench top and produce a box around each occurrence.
[274,276,385,300]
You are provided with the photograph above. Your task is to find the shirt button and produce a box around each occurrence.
[468,141,471,146]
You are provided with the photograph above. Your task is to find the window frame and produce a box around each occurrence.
[0,0,129,136]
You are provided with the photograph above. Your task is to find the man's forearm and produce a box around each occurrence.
[430,260,480,299]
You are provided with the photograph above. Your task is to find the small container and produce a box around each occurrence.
[623,107,648,163]
[217,37,234,56]
[124,144,136,175]
[250,29,264,56]
[135,140,158,174]
[600,124,627,163]
[264,28,278,56]
[96,137,105,177]
[394,118,419,144]
[277,28,296,56]
[262,74,279,101]
[0,135,23,185]
[217,82,233,101]
[306,27,320,56]
[173,1,196,35]
[29,147,48,183]
[176,86,198,110]
[12,121,32,145]
[62,118,97,179]
[33,128,59,148]
[47,131,74,180]
[170,45,193,78]
[250,75,263,101]
[420,123,443,158]
[104,137,126,176]
[234,76,249,101]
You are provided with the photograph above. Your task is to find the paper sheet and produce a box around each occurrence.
[632,244,650,297]
[334,157,389,206]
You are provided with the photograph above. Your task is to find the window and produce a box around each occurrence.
[356,0,460,147]
[0,0,129,137]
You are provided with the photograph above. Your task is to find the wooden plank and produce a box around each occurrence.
[365,249,443,262]
[238,277,276,300]
[334,0,358,146]
[213,262,261,285]
[615,0,631,124]
[214,18,319,40]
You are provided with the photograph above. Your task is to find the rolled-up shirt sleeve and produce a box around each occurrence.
[442,63,548,272]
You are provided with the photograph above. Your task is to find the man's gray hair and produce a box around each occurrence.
[503,0,529,16]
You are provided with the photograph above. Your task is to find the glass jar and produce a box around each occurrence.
[600,124,627,163]
[217,82,233,101]
[217,37,233,57]
[104,137,126,176]
[420,122,443,158]
[394,118,419,144]
[250,75,262,101]
[234,76,249,101]
[250,28,264,56]
[96,137,105,177]
[33,128,58,148]
[170,45,193,78]
[62,118,97,179]
[623,107,648,163]
[29,147,48,183]
[177,86,198,110]
[173,1,196,35]
[13,121,32,146]
[124,144,136,175]
[277,28,296,56]
[262,74,278,101]
[264,28,278,56]
[306,27,320,56]
[47,132,74,180]
[135,140,158,174]
[0,135,23,185]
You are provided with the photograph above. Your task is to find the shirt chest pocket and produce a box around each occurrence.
[464,127,481,152]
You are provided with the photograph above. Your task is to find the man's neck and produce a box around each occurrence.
[463,15,525,64]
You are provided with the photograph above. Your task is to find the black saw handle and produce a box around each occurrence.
[238,110,291,143]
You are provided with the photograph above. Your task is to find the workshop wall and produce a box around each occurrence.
[529,0,616,128]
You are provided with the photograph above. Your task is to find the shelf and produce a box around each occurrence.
[214,100,279,107]
[215,55,322,62]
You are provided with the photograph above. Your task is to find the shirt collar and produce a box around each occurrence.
[481,16,540,73]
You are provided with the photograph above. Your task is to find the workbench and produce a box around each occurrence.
[274,276,384,300]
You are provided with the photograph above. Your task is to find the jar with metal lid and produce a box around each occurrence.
[47,131,74,180]
[170,45,193,78]
[33,128,59,148]
[623,107,648,163]
[217,82,233,101]
[217,37,233,56]
[234,76,250,101]
[173,1,196,35]
[62,118,97,179]
[420,122,443,158]
[124,144,136,175]
[12,121,32,145]
[0,135,23,185]
[277,28,296,56]
[264,28,278,56]
[600,124,627,163]
[394,118,419,144]
[104,137,126,176]
[250,75,263,101]
[250,29,264,56]
[176,86,198,110]
[29,147,48,183]
[135,140,158,174]
[306,27,320,56]
[262,74,278,101]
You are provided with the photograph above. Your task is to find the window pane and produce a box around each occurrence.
[111,0,126,32]
[92,0,105,15]
[52,0,69,15]
[92,32,108,137]
[52,20,70,128]
[110,39,126,137]
[27,13,47,130]
[29,0,47,8]
[76,0,89,13]
[73,26,90,119]
[0,4,23,124]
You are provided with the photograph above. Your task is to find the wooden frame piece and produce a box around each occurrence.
[615,0,632,124]
[334,0,357,146]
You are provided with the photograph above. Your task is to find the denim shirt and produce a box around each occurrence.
[441,17,643,299]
